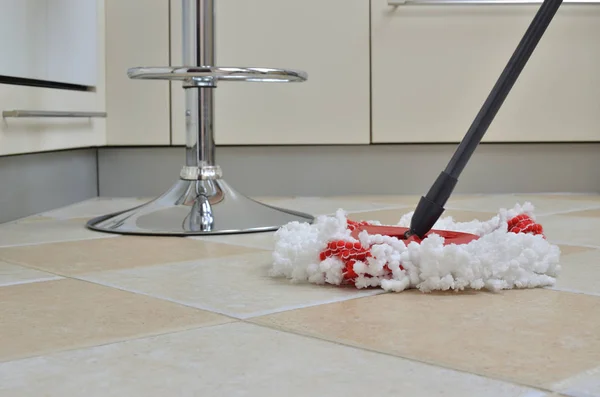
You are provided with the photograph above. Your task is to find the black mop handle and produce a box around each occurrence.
[406,0,564,239]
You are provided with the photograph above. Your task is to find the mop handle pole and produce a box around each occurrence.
[444,0,564,178]
[407,0,563,238]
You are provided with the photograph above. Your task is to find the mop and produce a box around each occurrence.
[270,0,564,292]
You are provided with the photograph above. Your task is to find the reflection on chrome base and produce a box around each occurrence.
[86,179,314,236]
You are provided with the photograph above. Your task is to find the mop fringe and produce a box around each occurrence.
[270,202,561,293]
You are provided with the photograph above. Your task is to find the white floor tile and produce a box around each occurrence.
[190,231,277,250]
[78,252,382,319]
[272,197,397,216]
[446,195,600,216]
[552,364,600,397]
[38,197,153,220]
[0,219,115,248]
[550,249,600,296]
[538,216,600,248]
[0,322,547,397]
[0,261,62,287]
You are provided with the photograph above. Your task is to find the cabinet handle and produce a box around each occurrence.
[389,0,597,4]
[2,110,107,118]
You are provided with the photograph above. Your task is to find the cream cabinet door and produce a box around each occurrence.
[170,0,370,145]
[371,0,600,143]
[104,0,171,145]
[0,0,105,156]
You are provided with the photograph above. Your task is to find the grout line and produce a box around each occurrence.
[550,364,600,396]
[3,197,125,224]
[0,258,82,281]
[0,234,117,250]
[315,204,414,217]
[536,204,600,217]
[57,276,243,322]
[547,286,600,298]
[551,240,600,250]
[188,237,273,251]
[239,290,386,320]
[0,320,237,365]
[2,202,92,225]
[347,204,414,213]
[0,276,63,288]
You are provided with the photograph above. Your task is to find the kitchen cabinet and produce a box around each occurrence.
[104,0,171,145]
[0,0,105,156]
[371,0,600,143]
[0,0,98,87]
[170,0,371,145]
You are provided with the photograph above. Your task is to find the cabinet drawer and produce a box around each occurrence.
[170,0,370,145]
[0,0,98,87]
[372,0,600,143]
[0,0,105,156]
[0,85,105,156]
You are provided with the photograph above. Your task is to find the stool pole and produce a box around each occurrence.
[183,0,216,168]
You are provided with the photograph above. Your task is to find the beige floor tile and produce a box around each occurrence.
[536,215,600,247]
[67,217,99,224]
[447,194,497,203]
[557,208,600,218]
[77,252,382,319]
[557,244,595,257]
[4,216,56,224]
[328,195,421,206]
[271,197,393,216]
[0,261,62,287]
[551,249,600,296]
[249,196,294,204]
[0,236,264,276]
[347,208,497,225]
[446,195,600,216]
[0,322,548,397]
[0,219,115,248]
[0,279,230,362]
[38,197,153,220]
[336,194,483,207]
[542,193,600,202]
[253,289,600,388]
[190,231,277,251]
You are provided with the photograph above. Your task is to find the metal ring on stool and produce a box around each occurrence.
[127,66,308,87]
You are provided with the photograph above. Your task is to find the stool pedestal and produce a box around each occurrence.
[86,0,314,236]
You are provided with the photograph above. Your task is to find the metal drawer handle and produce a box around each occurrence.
[389,0,598,4]
[2,110,107,118]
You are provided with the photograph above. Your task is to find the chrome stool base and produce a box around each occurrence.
[86,178,314,236]
[87,0,314,236]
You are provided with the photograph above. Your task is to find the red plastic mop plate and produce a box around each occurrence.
[350,225,480,246]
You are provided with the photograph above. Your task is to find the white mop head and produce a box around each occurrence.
[270,202,561,293]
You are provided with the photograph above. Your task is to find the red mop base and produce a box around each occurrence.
[350,225,479,245]
[320,215,543,285]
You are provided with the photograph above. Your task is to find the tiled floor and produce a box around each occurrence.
[1,194,600,396]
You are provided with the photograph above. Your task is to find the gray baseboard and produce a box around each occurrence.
[0,149,98,223]
[3,144,594,224]
[97,144,600,197]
